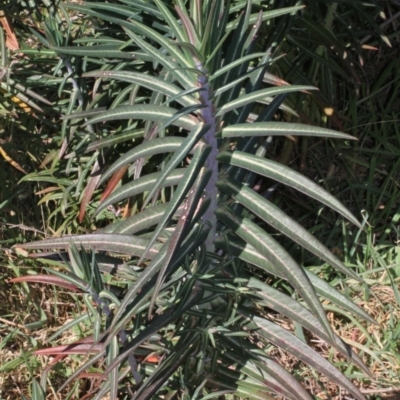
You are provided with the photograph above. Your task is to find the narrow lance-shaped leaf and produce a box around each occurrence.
[139,145,211,263]
[15,234,161,259]
[230,49,271,126]
[216,86,317,116]
[142,123,209,209]
[40,268,92,294]
[240,308,365,400]
[217,151,361,228]
[99,203,185,235]
[65,130,145,159]
[214,234,376,324]
[221,334,312,399]
[216,205,336,343]
[123,29,195,89]
[98,137,186,187]
[10,275,80,292]
[103,294,203,397]
[219,346,312,400]
[217,176,362,282]
[137,104,206,162]
[31,379,45,400]
[247,277,371,376]
[65,2,192,71]
[83,70,199,108]
[148,166,211,317]
[103,223,209,350]
[131,332,200,400]
[153,0,188,42]
[1,78,53,106]
[220,122,357,140]
[207,378,274,400]
[82,104,199,131]
[79,160,101,223]
[47,314,92,343]
[220,361,300,400]
[47,44,142,59]
[226,6,305,29]
[94,169,186,217]
[212,59,273,98]
[228,94,288,184]
[306,271,377,325]
[209,52,268,81]
[214,365,281,400]
[34,341,104,355]
[0,82,45,113]
[57,350,106,393]
[66,1,163,21]
[175,5,200,48]
[107,336,119,400]
[100,165,129,202]
[286,35,349,79]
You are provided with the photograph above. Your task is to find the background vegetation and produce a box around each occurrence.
[0,0,399,399]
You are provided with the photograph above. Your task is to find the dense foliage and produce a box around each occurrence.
[1,1,399,399]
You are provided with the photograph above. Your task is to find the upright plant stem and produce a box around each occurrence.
[197,69,218,252]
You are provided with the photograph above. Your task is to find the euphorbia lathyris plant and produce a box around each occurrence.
[14,1,375,399]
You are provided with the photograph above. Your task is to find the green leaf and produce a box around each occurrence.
[175,8,200,49]
[58,350,106,393]
[306,271,377,325]
[47,314,89,343]
[104,287,203,390]
[240,308,365,400]
[99,203,185,235]
[123,30,195,89]
[209,52,267,81]
[31,379,45,400]
[82,105,199,131]
[98,137,186,187]
[110,337,120,399]
[65,2,189,67]
[217,151,361,228]
[208,373,275,400]
[140,145,210,263]
[226,6,305,30]
[17,234,161,259]
[219,343,312,400]
[82,70,198,108]
[216,206,336,343]
[126,332,199,399]
[216,363,292,400]
[286,35,350,79]
[217,177,362,281]
[66,2,196,87]
[142,123,209,209]
[95,169,186,217]
[148,166,211,317]
[153,0,188,42]
[68,1,162,20]
[48,44,141,59]
[216,85,316,116]
[214,235,375,324]
[247,277,371,376]
[103,223,208,349]
[212,62,271,98]
[116,0,164,18]
[66,130,144,159]
[220,122,356,140]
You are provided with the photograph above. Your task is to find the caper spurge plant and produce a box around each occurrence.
[15,1,375,399]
